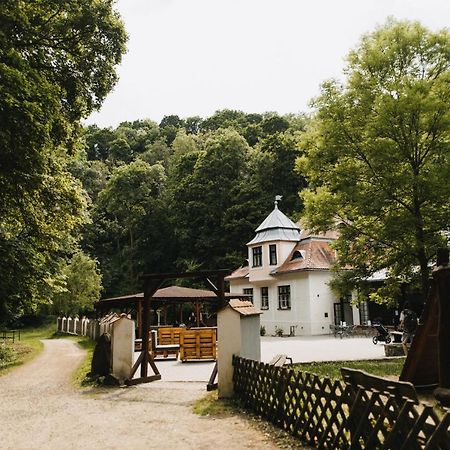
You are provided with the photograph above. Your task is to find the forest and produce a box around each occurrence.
[2,0,450,325]
[76,111,307,299]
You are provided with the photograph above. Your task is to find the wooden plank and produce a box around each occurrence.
[125,374,161,386]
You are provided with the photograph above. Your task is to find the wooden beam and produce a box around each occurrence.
[125,374,161,386]
[140,278,166,379]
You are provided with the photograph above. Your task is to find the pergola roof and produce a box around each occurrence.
[95,285,249,310]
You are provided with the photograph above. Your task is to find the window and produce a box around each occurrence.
[278,285,291,309]
[243,288,253,303]
[261,287,269,310]
[359,300,370,325]
[269,244,277,265]
[252,246,262,267]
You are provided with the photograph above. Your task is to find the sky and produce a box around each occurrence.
[86,0,450,128]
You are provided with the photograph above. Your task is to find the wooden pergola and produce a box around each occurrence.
[95,269,248,386]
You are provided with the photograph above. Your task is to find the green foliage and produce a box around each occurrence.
[77,111,307,296]
[52,252,102,316]
[90,160,173,295]
[0,323,55,375]
[0,1,126,322]
[299,19,450,302]
[0,344,17,368]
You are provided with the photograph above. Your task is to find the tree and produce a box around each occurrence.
[0,1,126,321]
[298,19,450,303]
[52,251,102,316]
[94,160,169,294]
[169,129,251,269]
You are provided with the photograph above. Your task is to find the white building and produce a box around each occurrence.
[226,201,361,336]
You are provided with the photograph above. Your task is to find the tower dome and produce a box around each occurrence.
[247,199,301,245]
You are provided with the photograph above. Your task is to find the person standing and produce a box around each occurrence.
[399,302,418,355]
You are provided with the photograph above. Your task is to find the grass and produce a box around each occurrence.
[0,322,96,388]
[0,323,55,375]
[192,391,307,449]
[292,358,406,380]
[192,390,237,416]
[68,336,96,387]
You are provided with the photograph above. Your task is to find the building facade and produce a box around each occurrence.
[226,202,361,336]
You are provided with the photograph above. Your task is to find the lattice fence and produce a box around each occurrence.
[233,356,450,449]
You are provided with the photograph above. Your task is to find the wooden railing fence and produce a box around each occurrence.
[233,356,450,449]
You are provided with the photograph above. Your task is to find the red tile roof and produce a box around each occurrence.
[273,238,337,274]
[225,266,249,281]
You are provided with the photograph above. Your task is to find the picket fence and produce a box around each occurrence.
[56,313,119,341]
[233,356,450,450]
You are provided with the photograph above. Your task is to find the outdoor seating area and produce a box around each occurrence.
[179,327,217,362]
[330,324,379,338]
[141,326,218,362]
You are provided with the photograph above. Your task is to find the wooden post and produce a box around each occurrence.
[217,273,226,310]
[435,267,450,388]
[434,249,450,406]
[141,295,149,378]
[137,300,142,340]
[195,301,200,327]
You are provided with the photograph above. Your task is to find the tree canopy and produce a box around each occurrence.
[298,19,450,303]
[0,0,126,322]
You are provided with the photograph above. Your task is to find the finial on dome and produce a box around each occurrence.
[274,195,282,209]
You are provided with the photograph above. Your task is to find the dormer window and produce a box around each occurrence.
[252,246,262,267]
[291,250,303,261]
[269,244,277,265]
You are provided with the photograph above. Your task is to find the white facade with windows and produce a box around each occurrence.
[226,202,361,336]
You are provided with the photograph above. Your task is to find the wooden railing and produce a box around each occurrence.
[233,356,450,449]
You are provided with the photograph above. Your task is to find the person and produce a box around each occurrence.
[399,302,417,355]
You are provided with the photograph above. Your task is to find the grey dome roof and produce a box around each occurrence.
[247,205,301,245]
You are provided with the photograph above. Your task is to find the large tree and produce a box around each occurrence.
[298,19,450,303]
[0,0,126,321]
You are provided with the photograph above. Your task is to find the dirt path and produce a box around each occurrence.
[0,339,289,450]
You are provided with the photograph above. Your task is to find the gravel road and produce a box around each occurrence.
[0,339,289,450]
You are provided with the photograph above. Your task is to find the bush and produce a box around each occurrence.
[0,344,17,368]
[275,326,284,337]
[260,325,266,336]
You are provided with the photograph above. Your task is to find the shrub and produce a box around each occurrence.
[0,344,17,368]
[275,326,284,337]
[260,325,266,336]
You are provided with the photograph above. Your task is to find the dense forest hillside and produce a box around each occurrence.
[76,110,308,298]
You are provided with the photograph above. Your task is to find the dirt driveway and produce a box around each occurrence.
[0,339,297,450]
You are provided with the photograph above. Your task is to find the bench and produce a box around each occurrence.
[269,354,293,366]
[341,367,419,405]
[180,328,216,362]
[153,328,182,359]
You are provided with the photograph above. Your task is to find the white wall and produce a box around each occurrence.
[217,307,241,398]
[240,315,261,361]
[111,316,134,383]
[308,271,337,335]
[229,269,341,336]
[248,241,297,283]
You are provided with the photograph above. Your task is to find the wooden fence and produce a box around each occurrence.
[233,356,450,449]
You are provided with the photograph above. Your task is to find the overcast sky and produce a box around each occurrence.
[86,0,450,128]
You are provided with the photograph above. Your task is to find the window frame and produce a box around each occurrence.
[278,285,291,310]
[243,288,254,304]
[261,286,269,310]
[252,246,263,267]
[269,244,277,265]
